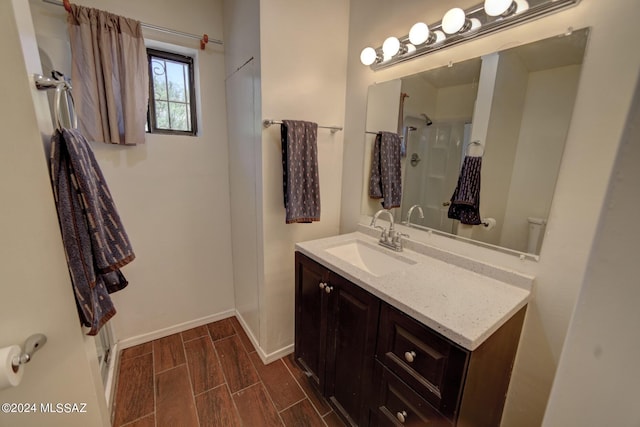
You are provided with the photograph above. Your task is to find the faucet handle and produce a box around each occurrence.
[393,232,410,244]
[374,225,389,242]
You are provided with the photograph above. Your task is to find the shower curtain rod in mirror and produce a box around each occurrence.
[41,0,223,48]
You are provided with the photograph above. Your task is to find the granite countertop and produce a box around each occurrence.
[295,231,533,351]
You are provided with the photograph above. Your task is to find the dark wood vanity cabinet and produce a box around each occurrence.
[295,252,380,426]
[294,251,526,427]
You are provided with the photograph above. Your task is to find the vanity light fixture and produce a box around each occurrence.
[360,0,579,70]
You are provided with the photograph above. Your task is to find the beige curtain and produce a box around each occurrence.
[67,5,148,145]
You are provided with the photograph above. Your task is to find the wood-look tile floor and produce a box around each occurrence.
[112,316,346,427]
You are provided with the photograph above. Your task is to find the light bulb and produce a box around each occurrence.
[484,0,513,16]
[409,22,430,45]
[515,0,529,13]
[469,18,482,31]
[382,36,401,57]
[360,47,378,66]
[442,8,466,34]
[433,30,446,44]
[406,43,416,54]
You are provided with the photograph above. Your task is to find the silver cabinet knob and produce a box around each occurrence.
[404,351,417,363]
[396,411,408,423]
[319,282,326,290]
[324,285,333,294]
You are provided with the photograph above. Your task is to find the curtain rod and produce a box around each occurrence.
[263,120,343,134]
[42,0,223,49]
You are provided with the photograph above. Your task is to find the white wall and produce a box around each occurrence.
[341,0,640,425]
[501,65,581,253]
[0,1,107,425]
[542,70,640,427]
[29,0,236,344]
[402,75,437,120]
[259,0,350,355]
[473,51,528,246]
[435,83,477,121]
[222,0,349,360]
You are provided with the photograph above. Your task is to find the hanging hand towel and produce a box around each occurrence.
[281,120,321,223]
[50,128,135,335]
[369,131,402,209]
[447,155,483,225]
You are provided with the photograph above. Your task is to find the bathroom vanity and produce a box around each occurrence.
[294,231,531,426]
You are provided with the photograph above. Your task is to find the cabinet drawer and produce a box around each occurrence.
[376,303,468,420]
[370,361,452,427]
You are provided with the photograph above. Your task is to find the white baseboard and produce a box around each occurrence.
[260,343,294,364]
[234,311,294,364]
[114,309,294,370]
[117,309,236,349]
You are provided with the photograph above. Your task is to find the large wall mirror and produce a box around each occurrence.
[362,28,589,257]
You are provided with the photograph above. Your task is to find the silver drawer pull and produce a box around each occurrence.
[319,282,326,290]
[324,285,334,294]
[396,410,408,423]
[404,351,417,363]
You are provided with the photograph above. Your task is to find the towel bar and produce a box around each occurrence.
[263,119,342,133]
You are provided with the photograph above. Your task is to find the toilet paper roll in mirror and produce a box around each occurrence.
[0,345,24,390]
[482,217,497,231]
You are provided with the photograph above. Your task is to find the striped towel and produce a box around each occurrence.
[50,128,135,335]
[447,155,483,225]
[369,131,402,209]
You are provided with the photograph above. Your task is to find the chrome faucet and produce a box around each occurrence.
[371,209,408,252]
[405,205,424,228]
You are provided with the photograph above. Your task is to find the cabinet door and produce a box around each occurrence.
[325,271,380,426]
[294,252,329,390]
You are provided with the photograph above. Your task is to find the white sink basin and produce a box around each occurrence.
[325,240,417,277]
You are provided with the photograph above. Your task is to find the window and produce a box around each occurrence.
[147,48,197,135]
